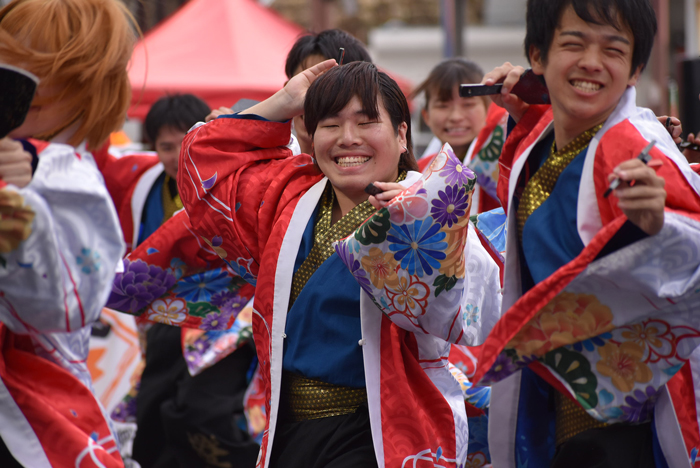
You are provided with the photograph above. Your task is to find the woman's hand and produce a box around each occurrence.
[0,138,32,188]
[205,107,233,122]
[240,59,337,122]
[609,158,666,236]
[0,189,35,253]
[368,181,405,209]
[482,62,529,123]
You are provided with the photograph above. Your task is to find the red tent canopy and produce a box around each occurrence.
[127,0,304,120]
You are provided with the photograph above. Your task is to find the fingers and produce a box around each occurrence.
[482,63,529,121]
[368,181,405,207]
[306,58,337,77]
[609,160,665,188]
[0,138,32,189]
[205,107,233,123]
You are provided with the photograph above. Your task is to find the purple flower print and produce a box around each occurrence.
[211,290,246,317]
[485,353,518,382]
[107,259,177,313]
[431,185,470,228]
[440,153,475,187]
[335,242,373,294]
[620,385,659,423]
[201,311,231,331]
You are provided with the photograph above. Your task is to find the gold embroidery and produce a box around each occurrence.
[554,392,608,447]
[186,432,232,468]
[280,371,367,422]
[517,124,603,240]
[289,171,406,307]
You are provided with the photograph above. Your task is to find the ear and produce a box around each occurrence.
[397,122,408,149]
[627,65,643,88]
[529,45,545,75]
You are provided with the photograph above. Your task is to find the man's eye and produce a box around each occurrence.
[359,121,377,126]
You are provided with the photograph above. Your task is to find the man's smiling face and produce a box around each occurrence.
[530,5,641,143]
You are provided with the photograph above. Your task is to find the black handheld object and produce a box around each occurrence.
[364,183,382,196]
[680,140,700,152]
[0,64,39,139]
[459,68,550,105]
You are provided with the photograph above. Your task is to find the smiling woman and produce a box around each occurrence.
[177,60,503,468]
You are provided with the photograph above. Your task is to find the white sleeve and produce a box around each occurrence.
[0,143,125,334]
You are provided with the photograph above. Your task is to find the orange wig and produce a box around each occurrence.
[0,0,137,149]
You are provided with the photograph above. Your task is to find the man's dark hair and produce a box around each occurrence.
[285,29,372,79]
[412,58,487,109]
[524,0,657,75]
[144,94,211,144]
[304,61,418,173]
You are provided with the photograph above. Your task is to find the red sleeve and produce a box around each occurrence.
[496,105,552,212]
[594,121,700,226]
[178,118,322,280]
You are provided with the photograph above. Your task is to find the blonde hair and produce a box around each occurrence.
[0,0,137,149]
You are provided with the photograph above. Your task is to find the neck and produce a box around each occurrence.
[454,144,470,163]
[331,188,366,223]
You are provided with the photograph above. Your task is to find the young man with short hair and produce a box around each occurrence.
[475,0,700,466]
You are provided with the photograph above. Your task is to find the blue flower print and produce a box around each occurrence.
[387,219,447,277]
[572,332,612,352]
[463,304,479,326]
[76,248,101,275]
[173,268,231,303]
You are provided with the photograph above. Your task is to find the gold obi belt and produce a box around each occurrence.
[555,391,609,447]
[278,372,367,423]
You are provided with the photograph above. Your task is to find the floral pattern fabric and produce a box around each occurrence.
[335,143,499,346]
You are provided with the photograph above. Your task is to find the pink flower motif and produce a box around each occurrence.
[387,182,430,224]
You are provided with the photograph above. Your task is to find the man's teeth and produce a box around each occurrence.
[572,80,601,92]
[446,127,467,134]
[335,156,370,167]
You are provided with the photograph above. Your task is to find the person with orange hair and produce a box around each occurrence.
[0,0,136,466]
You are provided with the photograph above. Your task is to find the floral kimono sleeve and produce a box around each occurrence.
[0,144,125,334]
[335,143,502,346]
[106,209,255,330]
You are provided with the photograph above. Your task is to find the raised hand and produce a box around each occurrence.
[482,62,530,123]
[240,59,337,123]
[609,158,666,235]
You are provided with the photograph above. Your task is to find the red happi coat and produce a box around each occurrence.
[91,144,163,255]
[476,87,700,467]
[178,117,502,468]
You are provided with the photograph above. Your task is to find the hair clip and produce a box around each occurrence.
[337,48,345,66]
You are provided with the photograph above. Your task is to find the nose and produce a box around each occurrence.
[448,103,465,122]
[578,45,604,72]
[339,122,362,146]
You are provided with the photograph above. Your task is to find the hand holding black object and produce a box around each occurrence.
[0,64,39,139]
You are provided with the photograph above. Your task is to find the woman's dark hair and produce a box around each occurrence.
[525,0,656,75]
[285,29,372,79]
[144,93,211,144]
[412,58,487,109]
[304,61,418,173]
